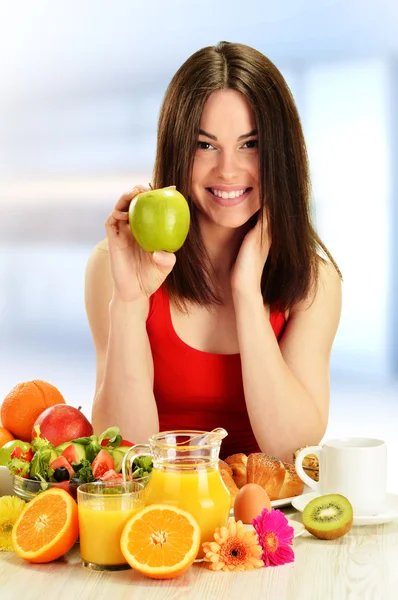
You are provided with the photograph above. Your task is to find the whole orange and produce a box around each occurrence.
[0,426,15,448]
[1,380,66,442]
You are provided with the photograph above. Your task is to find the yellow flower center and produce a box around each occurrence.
[262,531,279,553]
[0,520,13,534]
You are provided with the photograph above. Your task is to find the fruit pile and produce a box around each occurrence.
[0,380,152,499]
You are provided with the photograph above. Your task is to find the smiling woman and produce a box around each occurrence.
[191,91,260,228]
[84,41,342,463]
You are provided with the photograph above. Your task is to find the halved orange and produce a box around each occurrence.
[12,488,79,563]
[120,504,201,579]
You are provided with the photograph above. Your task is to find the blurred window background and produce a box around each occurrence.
[1,1,397,450]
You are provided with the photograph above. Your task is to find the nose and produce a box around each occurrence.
[215,149,240,180]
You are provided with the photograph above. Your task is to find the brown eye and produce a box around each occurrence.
[197,141,213,150]
[243,140,258,149]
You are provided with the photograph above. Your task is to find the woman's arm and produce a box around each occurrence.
[233,260,342,463]
[85,242,159,442]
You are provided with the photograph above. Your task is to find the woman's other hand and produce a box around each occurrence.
[230,210,271,299]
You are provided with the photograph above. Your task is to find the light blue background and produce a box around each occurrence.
[1,2,397,450]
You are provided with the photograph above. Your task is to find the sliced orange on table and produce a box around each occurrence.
[12,488,79,563]
[120,504,201,579]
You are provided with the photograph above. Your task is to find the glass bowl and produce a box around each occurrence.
[13,474,151,502]
[13,475,82,502]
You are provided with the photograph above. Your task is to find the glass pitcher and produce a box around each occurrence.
[122,428,231,559]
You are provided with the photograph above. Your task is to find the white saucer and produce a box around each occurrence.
[291,492,398,526]
[241,520,305,538]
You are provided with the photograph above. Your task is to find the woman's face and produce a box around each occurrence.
[191,89,261,229]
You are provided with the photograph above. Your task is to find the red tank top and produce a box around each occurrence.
[146,285,286,460]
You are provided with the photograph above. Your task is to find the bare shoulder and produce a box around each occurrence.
[85,238,111,283]
[89,237,109,256]
[85,237,113,298]
[291,258,342,317]
[281,258,342,350]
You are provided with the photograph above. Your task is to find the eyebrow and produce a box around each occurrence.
[199,129,258,141]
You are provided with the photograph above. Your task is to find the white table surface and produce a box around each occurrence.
[1,503,398,600]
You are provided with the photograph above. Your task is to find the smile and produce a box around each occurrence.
[205,187,252,206]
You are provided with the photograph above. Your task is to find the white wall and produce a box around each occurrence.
[305,60,392,378]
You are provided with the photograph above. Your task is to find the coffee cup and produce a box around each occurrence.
[295,437,387,516]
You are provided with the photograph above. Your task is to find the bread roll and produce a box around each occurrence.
[219,459,233,478]
[246,453,285,500]
[279,462,304,499]
[218,460,239,508]
[224,453,248,489]
[293,446,319,482]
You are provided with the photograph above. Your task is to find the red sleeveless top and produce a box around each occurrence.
[146,285,286,459]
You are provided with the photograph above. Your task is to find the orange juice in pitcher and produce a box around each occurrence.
[123,429,231,559]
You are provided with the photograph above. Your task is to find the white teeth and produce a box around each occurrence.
[211,188,246,199]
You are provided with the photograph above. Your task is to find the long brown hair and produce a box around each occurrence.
[152,41,340,312]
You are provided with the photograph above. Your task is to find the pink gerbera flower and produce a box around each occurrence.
[252,508,295,567]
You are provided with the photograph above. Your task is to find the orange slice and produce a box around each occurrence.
[120,504,201,579]
[12,488,79,563]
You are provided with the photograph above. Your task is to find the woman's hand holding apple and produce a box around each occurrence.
[105,185,177,303]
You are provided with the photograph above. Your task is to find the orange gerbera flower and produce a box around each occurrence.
[202,520,264,572]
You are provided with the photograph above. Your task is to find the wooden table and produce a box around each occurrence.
[1,506,398,600]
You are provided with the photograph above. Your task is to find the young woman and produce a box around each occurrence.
[85,41,342,462]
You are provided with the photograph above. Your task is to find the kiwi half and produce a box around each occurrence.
[302,494,353,540]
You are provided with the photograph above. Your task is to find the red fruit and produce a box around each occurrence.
[24,448,34,462]
[91,450,114,478]
[61,444,79,464]
[99,469,124,482]
[11,447,23,459]
[50,456,74,478]
[11,447,34,462]
[32,405,93,446]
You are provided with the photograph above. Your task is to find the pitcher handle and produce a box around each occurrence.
[294,445,322,492]
[121,444,151,481]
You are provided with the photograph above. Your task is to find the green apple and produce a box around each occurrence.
[0,440,32,466]
[128,188,190,252]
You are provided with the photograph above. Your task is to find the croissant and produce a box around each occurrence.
[224,453,248,489]
[246,453,285,501]
[218,460,239,508]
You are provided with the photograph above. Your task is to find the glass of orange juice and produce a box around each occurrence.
[77,480,144,570]
[122,429,231,559]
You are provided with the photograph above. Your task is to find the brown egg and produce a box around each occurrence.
[233,483,272,524]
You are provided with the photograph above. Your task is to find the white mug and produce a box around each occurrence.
[295,437,387,516]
